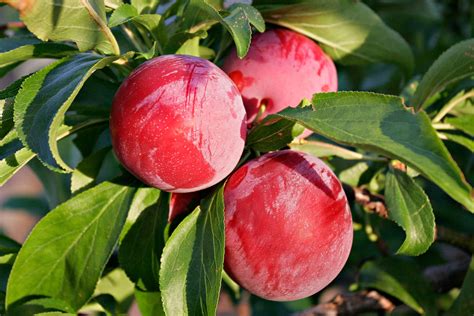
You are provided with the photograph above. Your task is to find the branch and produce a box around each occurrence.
[293,291,395,316]
[423,254,471,293]
[294,254,470,315]
[354,188,388,218]
[436,226,474,254]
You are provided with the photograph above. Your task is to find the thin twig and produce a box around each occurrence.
[293,291,395,316]
[436,226,474,254]
[432,90,474,123]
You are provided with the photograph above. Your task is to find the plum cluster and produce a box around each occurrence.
[110,29,352,301]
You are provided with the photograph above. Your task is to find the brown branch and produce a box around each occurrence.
[352,187,388,218]
[293,291,395,316]
[294,254,470,315]
[436,226,474,254]
[0,21,25,31]
[423,254,471,292]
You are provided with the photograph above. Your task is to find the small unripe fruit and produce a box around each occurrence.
[224,150,352,301]
[110,55,247,193]
[223,29,337,121]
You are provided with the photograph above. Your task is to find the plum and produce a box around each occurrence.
[223,28,337,122]
[168,191,202,222]
[223,150,352,301]
[110,55,247,192]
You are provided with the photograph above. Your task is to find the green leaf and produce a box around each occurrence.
[160,186,225,316]
[181,0,265,58]
[120,186,161,242]
[290,140,379,160]
[246,116,297,152]
[446,256,474,316]
[5,179,137,311]
[93,268,135,313]
[413,39,474,110]
[6,0,119,55]
[92,294,118,314]
[119,192,169,291]
[385,169,435,256]
[176,37,202,57]
[127,187,161,224]
[0,76,29,100]
[109,4,139,26]
[109,4,162,41]
[35,313,76,316]
[445,115,474,136]
[14,54,119,173]
[276,92,474,212]
[0,124,86,187]
[0,98,14,141]
[220,3,266,58]
[0,235,20,256]
[135,289,164,316]
[254,0,414,75]
[0,147,35,186]
[131,0,159,14]
[338,162,370,187]
[0,37,76,68]
[71,148,110,193]
[1,195,49,217]
[71,148,121,193]
[359,258,437,316]
[442,132,474,152]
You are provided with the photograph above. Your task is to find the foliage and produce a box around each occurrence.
[0,0,472,315]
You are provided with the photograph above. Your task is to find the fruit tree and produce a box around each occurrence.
[0,0,472,315]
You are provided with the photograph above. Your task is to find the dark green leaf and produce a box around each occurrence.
[135,289,164,316]
[5,180,137,311]
[359,258,437,315]
[0,36,40,52]
[160,186,225,316]
[413,39,474,110]
[246,116,301,152]
[254,0,414,75]
[0,75,29,100]
[119,192,169,291]
[0,37,76,68]
[276,92,474,212]
[93,268,135,313]
[0,98,14,140]
[92,294,118,314]
[445,115,474,136]
[385,169,435,256]
[446,256,474,316]
[0,235,20,256]
[7,0,119,55]
[442,132,474,152]
[1,196,49,217]
[14,54,119,173]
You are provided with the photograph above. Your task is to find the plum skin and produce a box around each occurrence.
[223,150,352,301]
[168,191,202,222]
[110,55,247,193]
[223,28,338,122]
